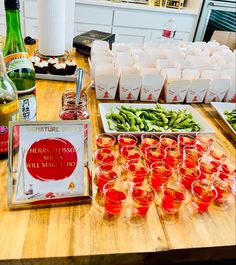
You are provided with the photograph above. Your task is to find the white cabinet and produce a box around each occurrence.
[113,9,196,42]
[74,3,113,35]
[1,0,202,45]
[112,27,151,43]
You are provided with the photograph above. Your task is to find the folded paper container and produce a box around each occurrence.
[89,40,235,103]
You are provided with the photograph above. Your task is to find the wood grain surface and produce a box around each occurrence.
[0,49,235,265]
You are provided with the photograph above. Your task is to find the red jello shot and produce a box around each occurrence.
[94,148,115,166]
[103,181,127,215]
[219,162,236,176]
[196,133,214,152]
[161,181,187,215]
[131,182,156,216]
[144,146,164,168]
[164,147,182,168]
[160,134,178,154]
[96,133,116,149]
[120,145,142,166]
[183,147,204,167]
[178,134,196,154]
[208,141,228,162]
[150,162,173,192]
[140,134,159,154]
[191,180,217,213]
[117,133,138,153]
[198,157,219,181]
[126,162,149,184]
[95,164,118,192]
[212,173,232,210]
[177,162,200,190]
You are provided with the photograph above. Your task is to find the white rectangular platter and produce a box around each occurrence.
[99,103,215,135]
[211,102,236,135]
[35,70,77,82]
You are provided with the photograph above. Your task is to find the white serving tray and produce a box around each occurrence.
[99,103,215,135]
[35,69,77,82]
[211,102,236,135]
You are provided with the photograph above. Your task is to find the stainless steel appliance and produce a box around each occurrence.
[194,0,236,41]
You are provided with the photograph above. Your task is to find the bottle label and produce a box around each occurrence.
[0,100,19,126]
[4,52,34,73]
[18,88,37,121]
[0,126,8,154]
[162,30,176,38]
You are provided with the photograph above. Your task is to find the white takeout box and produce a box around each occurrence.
[201,69,230,103]
[223,69,236,102]
[162,68,189,103]
[186,79,209,103]
[140,68,165,102]
[182,68,208,103]
[119,67,142,100]
[95,65,119,100]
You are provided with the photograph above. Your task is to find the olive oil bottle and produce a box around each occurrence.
[3,0,36,121]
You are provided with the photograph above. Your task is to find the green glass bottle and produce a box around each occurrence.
[3,0,36,121]
[0,51,19,159]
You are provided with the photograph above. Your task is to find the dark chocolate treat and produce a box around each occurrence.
[34,60,48,74]
[65,60,77,75]
[49,63,67,75]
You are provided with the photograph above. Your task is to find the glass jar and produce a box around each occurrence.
[59,90,89,138]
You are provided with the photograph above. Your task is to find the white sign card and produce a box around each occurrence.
[8,121,92,209]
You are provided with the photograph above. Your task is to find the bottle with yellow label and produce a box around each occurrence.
[0,51,19,159]
[3,0,36,122]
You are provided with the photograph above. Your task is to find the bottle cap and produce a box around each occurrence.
[4,0,20,10]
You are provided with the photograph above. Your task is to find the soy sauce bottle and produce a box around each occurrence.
[3,0,36,121]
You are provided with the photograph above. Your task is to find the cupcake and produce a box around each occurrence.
[48,57,59,70]
[30,55,40,66]
[34,60,48,74]
[49,63,67,75]
[65,60,77,75]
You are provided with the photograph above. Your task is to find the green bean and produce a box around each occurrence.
[105,105,201,132]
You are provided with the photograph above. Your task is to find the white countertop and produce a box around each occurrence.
[76,0,201,15]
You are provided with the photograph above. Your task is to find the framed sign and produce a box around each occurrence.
[7,120,92,209]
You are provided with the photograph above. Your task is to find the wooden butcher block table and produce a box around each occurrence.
[0,49,235,265]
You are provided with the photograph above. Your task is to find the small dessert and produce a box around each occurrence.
[65,60,77,75]
[48,57,59,70]
[34,60,48,74]
[49,63,67,75]
[29,55,40,66]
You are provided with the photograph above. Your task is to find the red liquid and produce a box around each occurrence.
[121,149,140,160]
[118,137,137,152]
[95,148,115,164]
[184,148,203,167]
[191,185,216,213]
[145,147,164,167]
[140,138,159,154]
[97,171,118,192]
[127,163,148,183]
[213,179,231,203]
[162,188,185,214]
[96,136,116,148]
[199,160,218,181]
[132,189,155,216]
[209,148,227,161]
[179,167,199,190]
[104,189,126,215]
[165,151,182,168]
[151,167,172,191]
[179,136,196,147]
[160,137,178,154]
